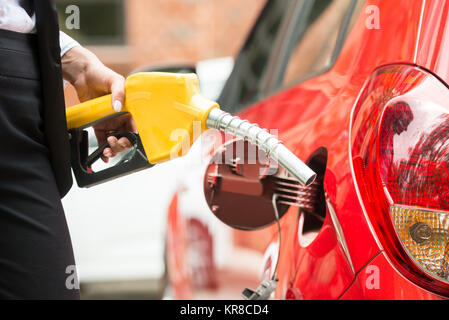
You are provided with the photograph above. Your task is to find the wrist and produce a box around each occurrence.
[61,46,100,85]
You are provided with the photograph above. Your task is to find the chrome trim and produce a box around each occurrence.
[206,108,317,186]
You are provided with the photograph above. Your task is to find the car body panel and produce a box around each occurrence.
[340,252,445,300]
[269,206,355,300]
[416,0,449,84]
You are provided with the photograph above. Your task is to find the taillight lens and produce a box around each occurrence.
[391,206,449,279]
[350,65,449,295]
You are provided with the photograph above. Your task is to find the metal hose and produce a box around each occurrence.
[206,108,316,186]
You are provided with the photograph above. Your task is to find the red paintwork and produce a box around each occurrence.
[166,195,193,300]
[166,0,449,299]
[276,206,355,300]
[340,253,444,300]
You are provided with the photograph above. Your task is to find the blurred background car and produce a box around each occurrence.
[62,56,233,299]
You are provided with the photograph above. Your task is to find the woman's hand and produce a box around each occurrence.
[62,46,135,162]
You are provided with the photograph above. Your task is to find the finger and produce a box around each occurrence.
[110,74,125,112]
[117,137,133,149]
[107,136,127,154]
[101,154,109,163]
[102,148,112,163]
[103,147,117,159]
[107,136,119,154]
[104,147,113,158]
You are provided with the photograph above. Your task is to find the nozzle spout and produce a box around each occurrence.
[206,108,316,186]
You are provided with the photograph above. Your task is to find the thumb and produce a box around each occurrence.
[110,74,125,112]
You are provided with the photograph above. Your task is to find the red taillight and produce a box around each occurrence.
[350,65,449,296]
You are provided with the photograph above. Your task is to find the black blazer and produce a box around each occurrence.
[33,0,73,198]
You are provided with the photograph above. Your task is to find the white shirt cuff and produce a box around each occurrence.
[59,31,80,57]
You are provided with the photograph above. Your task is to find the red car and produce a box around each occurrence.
[165,0,449,300]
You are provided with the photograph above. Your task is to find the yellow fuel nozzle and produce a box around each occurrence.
[67,72,218,165]
[67,72,316,188]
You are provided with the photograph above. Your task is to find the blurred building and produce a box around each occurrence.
[57,0,265,78]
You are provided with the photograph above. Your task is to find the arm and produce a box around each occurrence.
[61,34,134,162]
